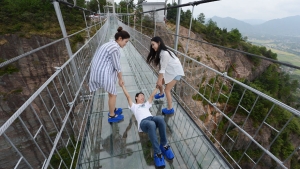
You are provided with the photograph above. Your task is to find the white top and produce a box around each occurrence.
[159,50,185,84]
[129,101,153,132]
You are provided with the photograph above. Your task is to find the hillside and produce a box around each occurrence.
[210,15,300,64]
[159,21,272,81]
[210,16,254,34]
[210,15,300,37]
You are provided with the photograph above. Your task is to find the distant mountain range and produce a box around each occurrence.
[207,15,300,37]
[242,19,266,25]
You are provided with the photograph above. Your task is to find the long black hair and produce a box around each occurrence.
[146,36,174,66]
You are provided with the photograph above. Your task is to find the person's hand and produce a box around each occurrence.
[156,79,162,87]
[118,79,124,87]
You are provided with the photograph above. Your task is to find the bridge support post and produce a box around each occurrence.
[141,15,143,34]
[53,1,81,88]
[183,5,194,68]
[154,9,156,37]
[174,0,181,51]
[82,11,91,39]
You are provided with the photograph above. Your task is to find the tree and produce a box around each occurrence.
[166,3,177,22]
[197,13,205,24]
[87,0,106,13]
[117,0,134,14]
[228,28,242,43]
[205,19,218,35]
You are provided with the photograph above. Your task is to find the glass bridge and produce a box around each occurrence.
[0,1,299,169]
[77,25,230,169]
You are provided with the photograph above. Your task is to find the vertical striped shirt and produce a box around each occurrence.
[89,40,121,95]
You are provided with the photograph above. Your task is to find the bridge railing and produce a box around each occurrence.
[0,13,110,169]
[117,16,300,169]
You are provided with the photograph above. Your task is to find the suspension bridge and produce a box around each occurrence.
[0,0,299,169]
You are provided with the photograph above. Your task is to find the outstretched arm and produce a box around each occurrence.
[148,87,159,104]
[121,85,133,107]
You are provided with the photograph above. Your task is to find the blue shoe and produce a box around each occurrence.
[160,145,174,160]
[154,93,164,99]
[107,108,123,116]
[162,108,174,114]
[108,114,124,123]
[154,153,165,168]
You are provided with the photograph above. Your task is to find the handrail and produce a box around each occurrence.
[0,19,106,69]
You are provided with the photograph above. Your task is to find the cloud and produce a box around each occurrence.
[115,0,300,21]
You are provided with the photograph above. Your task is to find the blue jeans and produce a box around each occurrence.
[140,116,167,154]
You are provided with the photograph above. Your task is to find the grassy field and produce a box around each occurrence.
[267,48,300,75]
[249,39,300,75]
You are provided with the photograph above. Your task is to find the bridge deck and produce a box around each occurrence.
[77,27,230,169]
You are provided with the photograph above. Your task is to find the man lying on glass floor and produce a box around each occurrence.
[121,84,175,168]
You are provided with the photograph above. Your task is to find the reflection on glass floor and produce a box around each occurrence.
[77,39,231,169]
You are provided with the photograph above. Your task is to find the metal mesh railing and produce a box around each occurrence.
[117,16,300,169]
[0,16,110,169]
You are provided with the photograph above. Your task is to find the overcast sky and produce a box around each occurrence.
[113,0,300,21]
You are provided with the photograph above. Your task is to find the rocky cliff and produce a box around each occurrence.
[0,34,69,168]
[0,34,68,122]
[158,22,272,81]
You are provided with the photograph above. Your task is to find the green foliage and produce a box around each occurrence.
[253,64,299,106]
[87,0,106,13]
[224,63,300,165]
[70,33,85,52]
[0,0,87,36]
[246,148,263,162]
[199,114,207,121]
[201,76,206,84]
[270,132,294,159]
[229,29,242,42]
[166,3,177,22]
[246,45,262,65]
[141,15,154,36]
[0,59,19,76]
[197,13,205,24]
[165,6,279,62]
[141,139,153,164]
[208,77,215,85]
[180,9,192,27]
[254,64,279,94]
[291,154,300,169]
[230,150,243,161]
[192,94,202,101]
[259,46,277,60]
[222,85,228,92]
[50,139,81,169]
[218,120,225,130]
[227,128,238,138]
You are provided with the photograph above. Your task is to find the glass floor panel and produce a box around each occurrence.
[77,31,231,169]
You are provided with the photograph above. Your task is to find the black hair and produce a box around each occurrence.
[146,36,175,66]
[114,26,130,40]
[135,92,144,102]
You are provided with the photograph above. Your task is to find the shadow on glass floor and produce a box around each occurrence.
[78,96,229,169]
